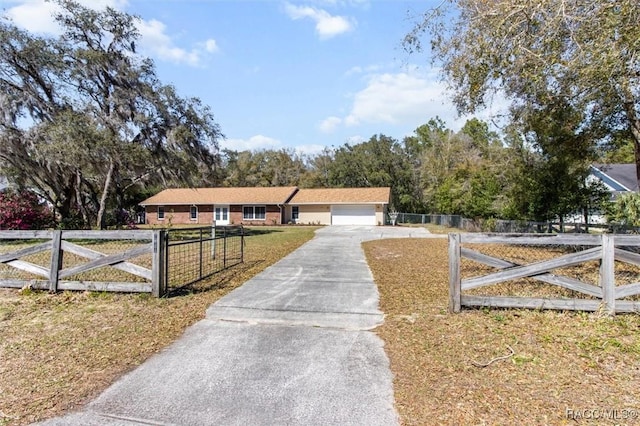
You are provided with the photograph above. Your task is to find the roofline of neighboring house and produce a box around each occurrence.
[590,164,632,192]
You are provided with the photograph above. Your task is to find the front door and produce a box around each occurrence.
[214,205,229,225]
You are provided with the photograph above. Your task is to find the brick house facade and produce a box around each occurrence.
[140,186,391,226]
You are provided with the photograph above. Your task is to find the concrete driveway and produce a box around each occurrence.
[37,226,431,426]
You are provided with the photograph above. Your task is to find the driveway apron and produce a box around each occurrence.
[36,226,432,426]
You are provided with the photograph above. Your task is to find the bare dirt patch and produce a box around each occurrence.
[364,238,640,425]
[0,226,318,425]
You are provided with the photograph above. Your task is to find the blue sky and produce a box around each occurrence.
[3,0,501,155]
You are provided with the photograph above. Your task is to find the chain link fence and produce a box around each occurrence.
[393,213,639,234]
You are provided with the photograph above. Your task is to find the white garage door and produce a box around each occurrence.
[331,205,376,225]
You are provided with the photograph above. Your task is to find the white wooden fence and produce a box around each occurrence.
[449,233,640,315]
[0,230,166,296]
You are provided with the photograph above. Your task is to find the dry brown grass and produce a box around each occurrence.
[364,238,640,426]
[0,226,318,426]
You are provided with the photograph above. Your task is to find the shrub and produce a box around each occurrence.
[608,193,640,227]
[0,189,54,230]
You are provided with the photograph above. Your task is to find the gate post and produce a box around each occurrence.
[211,225,216,259]
[152,229,166,297]
[448,233,461,313]
[240,226,244,263]
[600,234,615,315]
[199,228,204,280]
[223,226,227,268]
[49,230,63,292]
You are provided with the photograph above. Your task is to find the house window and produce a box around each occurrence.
[243,206,266,220]
[292,206,299,221]
[190,206,198,221]
[157,206,165,220]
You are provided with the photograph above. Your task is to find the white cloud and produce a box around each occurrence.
[222,135,283,152]
[318,116,342,133]
[136,20,220,67]
[5,1,60,33]
[294,144,327,156]
[5,0,128,34]
[346,135,365,145]
[284,3,354,39]
[6,1,218,67]
[344,71,451,126]
[344,64,382,76]
[203,39,219,53]
[221,137,327,156]
[322,67,510,133]
[137,19,202,66]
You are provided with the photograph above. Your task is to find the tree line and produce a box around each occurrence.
[215,116,628,225]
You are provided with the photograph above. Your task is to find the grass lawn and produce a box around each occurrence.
[0,226,319,426]
[364,238,640,426]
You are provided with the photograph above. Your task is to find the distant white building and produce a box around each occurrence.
[570,164,638,224]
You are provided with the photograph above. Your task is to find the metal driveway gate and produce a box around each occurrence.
[165,225,244,293]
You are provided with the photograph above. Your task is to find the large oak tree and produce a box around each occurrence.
[0,0,222,228]
[405,0,640,184]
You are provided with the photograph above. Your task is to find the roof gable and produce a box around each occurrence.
[140,187,298,206]
[289,187,391,204]
[591,164,638,192]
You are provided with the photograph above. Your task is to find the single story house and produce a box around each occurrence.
[139,186,391,226]
[286,187,390,226]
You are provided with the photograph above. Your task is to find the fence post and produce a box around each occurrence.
[448,233,461,313]
[152,229,166,297]
[223,226,227,268]
[211,225,216,259]
[199,228,203,280]
[600,234,615,315]
[48,230,63,292]
[240,226,244,263]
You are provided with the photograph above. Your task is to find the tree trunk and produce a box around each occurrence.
[634,136,640,190]
[583,206,589,233]
[96,159,114,230]
[621,84,640,189]
[75,169,89,227]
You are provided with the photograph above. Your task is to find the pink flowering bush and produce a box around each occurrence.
[0,190,55,230]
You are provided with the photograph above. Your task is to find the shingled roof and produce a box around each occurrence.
[289,187,391,204]
[139,187,298,206]
[591,164,638,193]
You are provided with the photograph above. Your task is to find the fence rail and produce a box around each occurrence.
[0,226,244,297]
[448,233,640,314]
[0,230,162,295]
